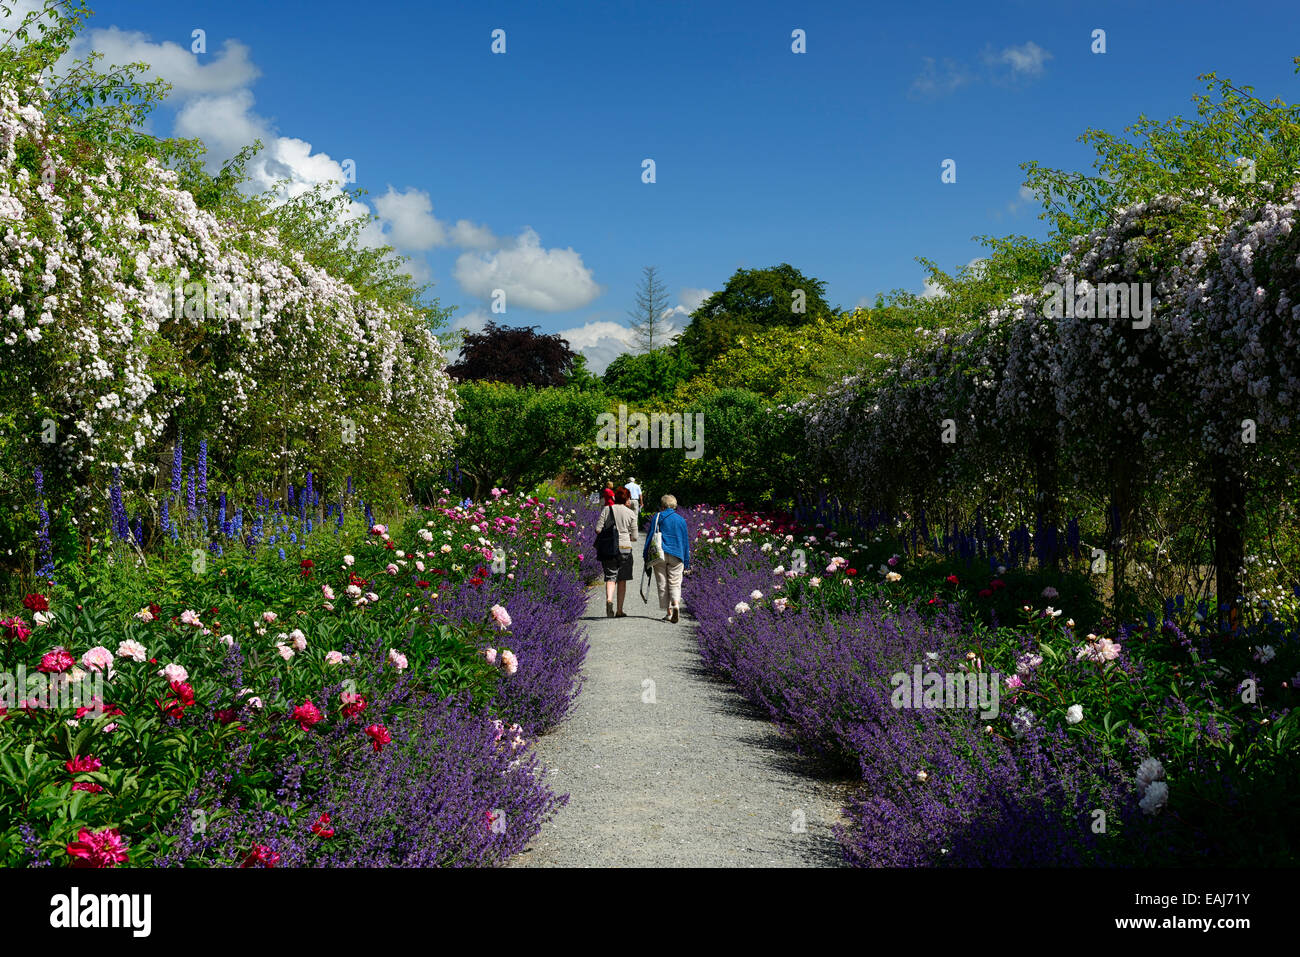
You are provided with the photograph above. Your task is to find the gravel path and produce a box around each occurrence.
[511,547,850,867]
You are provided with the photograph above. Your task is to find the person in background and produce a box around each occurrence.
[625,476,642,519]
[644,493,690,623]
[602,481,616,507]
[595,486,638,617]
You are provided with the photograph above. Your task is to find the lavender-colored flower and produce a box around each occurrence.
[109,468,130,541]
[171,433,183,494]
[197,439,208,510]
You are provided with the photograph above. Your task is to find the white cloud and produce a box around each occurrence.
[1007,184,1037,215]
[454,228,602,312]
[912,42,1051,98]
[910,57,972,97]
[677,287,712,314]
[173,89,268,162]
[75,27,259,97]
[373,187,445,250]
[987,41,1052,77]
[554,320,637,375]
[448,219,501,250]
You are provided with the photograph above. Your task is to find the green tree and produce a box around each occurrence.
[451,383,607,500]
[602,346,696,404]
[678,263,832,367]
[627,265,672,352]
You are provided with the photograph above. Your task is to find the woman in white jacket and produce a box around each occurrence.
[594,486,639,617]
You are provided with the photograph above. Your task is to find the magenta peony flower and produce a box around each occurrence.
[2,616,32,643]
[66,827,129,868]
[38,647,76,674]
[291,699,324,731]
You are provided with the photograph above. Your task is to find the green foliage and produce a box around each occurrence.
[602,345,696,404]
[678,263,833,368]
[0,498,561,866]
[631,388,804,508]
[450,382,607,500]
[1022,65,1300,244]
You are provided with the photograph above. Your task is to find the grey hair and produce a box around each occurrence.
[660,494,677,510]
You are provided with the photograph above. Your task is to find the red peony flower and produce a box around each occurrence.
[300,559,315,579]
[415,580,431,588]
[71,781,104,793]
[468,576,484,587]
[311,813,334,838]
[66,827,129,868]
[945,575,959,586]
[214,708,239,725]
[989,579,1007,591]
[978,588,994,599]
[240,844,279,868]
[364,723,391,752]
[340,695,367,719]
[292,699,324,731]
[148,603,162,618]
[23,593,49,613]
[66,754,102,774]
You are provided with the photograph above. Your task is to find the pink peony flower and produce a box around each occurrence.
[388,649,408,671]
[321,585,336,601]
[500,649,518,676]
[159,663,188,683]
[261,611,277,624]
[179,609,202,627]
[325,650,344,665]
[79,646,115,674]
[117,639,147,661]
[489,604,512,631]
[485,647,497,665]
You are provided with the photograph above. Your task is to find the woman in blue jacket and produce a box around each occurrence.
[643,494,690,623]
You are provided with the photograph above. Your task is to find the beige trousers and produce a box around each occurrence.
[653,554,684,610]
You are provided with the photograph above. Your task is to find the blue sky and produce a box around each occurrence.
[36,0,1300,370]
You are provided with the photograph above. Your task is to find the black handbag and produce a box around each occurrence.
[594,507,619,558]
